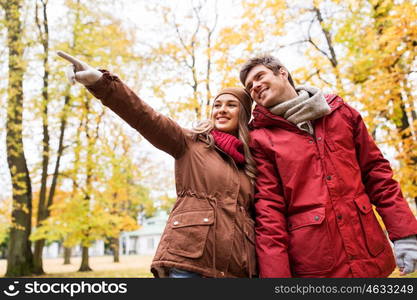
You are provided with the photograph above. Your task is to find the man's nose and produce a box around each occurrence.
[253,81,262,93]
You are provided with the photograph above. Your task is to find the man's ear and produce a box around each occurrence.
[279,68,288,79]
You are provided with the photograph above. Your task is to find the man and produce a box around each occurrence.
[240,55,417,277]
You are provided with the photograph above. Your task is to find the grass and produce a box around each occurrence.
[388,268,417,278]
[0,255,154,278]
[27,268,153,278]
[1,255,416,278]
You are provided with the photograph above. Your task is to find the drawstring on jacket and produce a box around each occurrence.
[208,198,218,278]
[245,225,253,278]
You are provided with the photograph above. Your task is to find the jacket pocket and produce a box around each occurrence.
[167,210,214,258]
[354,194,385,257]
[287,207,334,274]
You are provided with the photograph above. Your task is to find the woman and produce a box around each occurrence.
[58,51,257,278]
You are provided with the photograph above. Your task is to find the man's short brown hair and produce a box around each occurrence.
[239,55,295,89]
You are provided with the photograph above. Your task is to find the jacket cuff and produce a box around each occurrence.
[85,69,119,100]
[392,233,417,242]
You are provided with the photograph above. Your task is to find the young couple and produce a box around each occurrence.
[58,51,417,278]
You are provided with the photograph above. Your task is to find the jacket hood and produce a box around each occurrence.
[250,94,341,130]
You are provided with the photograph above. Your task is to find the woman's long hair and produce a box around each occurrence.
[190,103,257,184]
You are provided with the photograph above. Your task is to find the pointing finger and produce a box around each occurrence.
[57,51,84,67]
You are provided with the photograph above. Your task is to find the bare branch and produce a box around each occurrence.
[316,69,332,86]
[35,1,44,42]
[305,11,332,61]
[277,39,309,49]
[189,2,202,69]
[173,18,192,58]
[299,70,320,85]
[313,6,338,67]
[307,13,315,37]
[208,0,218,34]
[307,37,331,60]
[204,0,218,114]
[94,108,105,140]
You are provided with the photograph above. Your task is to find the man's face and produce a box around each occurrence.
[244,65,289,107]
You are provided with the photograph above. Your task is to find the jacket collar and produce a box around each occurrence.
[250,94,342,130]
[194,131,240,169]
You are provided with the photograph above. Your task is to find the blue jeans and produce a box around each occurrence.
[168,268,202,278]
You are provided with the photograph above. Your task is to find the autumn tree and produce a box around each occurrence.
[30,0,149,272]
[1,0,34,277]
[224,0,417,210]
[146,0,222,121]
[31,127,153,267]
[0,197,11,258]
[32,0,52,275]
[94,126,153,263]
[337,0,417,209]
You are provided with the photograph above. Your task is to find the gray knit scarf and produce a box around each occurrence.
[268,85,331,135]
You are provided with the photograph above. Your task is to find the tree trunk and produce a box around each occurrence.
[63,247,72,265]
[111,237,120,263]
[33,0,50,275]
[77,94,95,273]
[33,239,45,274]
[78,246,92,272]
[1,0,34,277]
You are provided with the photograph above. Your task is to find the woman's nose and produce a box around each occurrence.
[218,104,227,112]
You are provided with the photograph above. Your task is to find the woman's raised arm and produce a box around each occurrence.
[58,51,187,159]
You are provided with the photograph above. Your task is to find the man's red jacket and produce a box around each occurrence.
[250,95,417,277]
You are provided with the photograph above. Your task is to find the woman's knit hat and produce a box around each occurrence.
[214,87,253,118]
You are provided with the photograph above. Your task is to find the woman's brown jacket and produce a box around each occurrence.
[86,71,257,278]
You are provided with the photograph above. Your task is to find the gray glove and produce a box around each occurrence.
[57,51,103,86]
[393,235,417,275]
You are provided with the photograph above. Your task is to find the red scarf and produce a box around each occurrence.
[211,130,245,166]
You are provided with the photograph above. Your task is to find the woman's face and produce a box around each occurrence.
[211,94,240,134]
